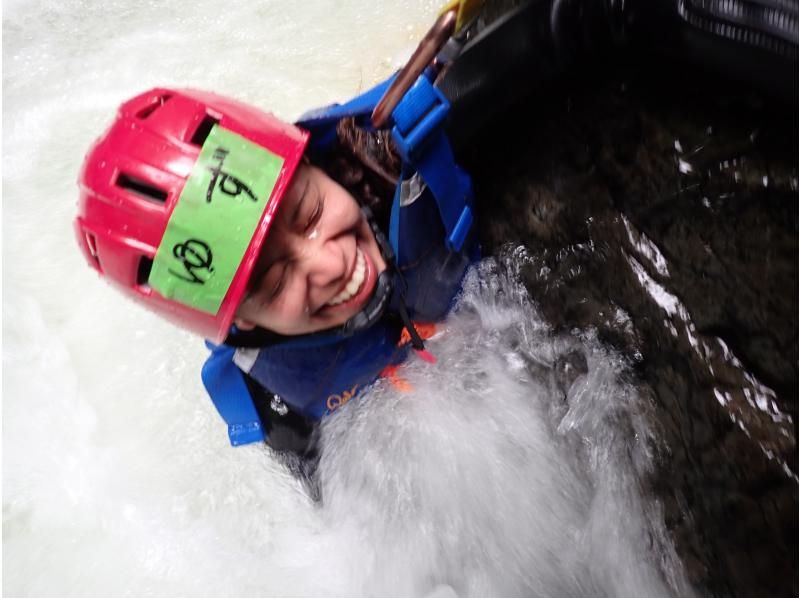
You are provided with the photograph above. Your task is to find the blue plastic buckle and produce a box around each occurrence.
[228,421,264,447]
[390,76,450,162]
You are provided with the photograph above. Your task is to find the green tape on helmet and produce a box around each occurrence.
[148,125,285,314]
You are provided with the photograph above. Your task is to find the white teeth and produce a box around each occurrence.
[326,249,366,306]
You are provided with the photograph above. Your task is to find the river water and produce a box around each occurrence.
[4,1,696,596]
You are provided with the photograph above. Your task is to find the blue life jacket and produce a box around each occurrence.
[201,71,478,446]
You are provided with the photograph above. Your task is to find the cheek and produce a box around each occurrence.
[262,278,309,320]
[237,293,269,324]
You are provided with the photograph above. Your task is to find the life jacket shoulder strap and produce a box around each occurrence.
[297,72,474,254]
[388,74,473,254]
[201,341,265,446]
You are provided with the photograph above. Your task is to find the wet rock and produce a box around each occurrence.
[461,62,798,598]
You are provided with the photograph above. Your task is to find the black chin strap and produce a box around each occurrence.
[395,299,425,351]
[338,206,433,361]
[337,206,395,337]
[338,269,393,337]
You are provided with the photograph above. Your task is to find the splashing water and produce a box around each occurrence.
[309,249,693,597]
[4,1,694,596]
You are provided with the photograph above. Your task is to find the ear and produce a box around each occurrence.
[233,317,256,331]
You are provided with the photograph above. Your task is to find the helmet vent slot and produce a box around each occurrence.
[137,257,153,288]
[189,115,219,146]
[136,94,172,119]
[116,173,168,203]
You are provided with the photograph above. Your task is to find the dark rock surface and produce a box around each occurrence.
[459,59,798,597]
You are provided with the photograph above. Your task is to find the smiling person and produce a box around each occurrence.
[75,75,477,464]
[235,161,388,337]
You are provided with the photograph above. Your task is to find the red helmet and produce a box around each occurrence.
[75,88,309,342]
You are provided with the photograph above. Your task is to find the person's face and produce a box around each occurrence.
[235,163,387,336]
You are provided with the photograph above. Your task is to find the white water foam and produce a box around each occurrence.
[4,2,693,596]
[312,252,694,597]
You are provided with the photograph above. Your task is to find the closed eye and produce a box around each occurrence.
[293,178,324,233]
[304,196,324,233]
[268,263,288,300]
[244,260,287,308]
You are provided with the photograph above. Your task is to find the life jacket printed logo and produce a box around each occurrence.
[168,238,214,284]
[206,147,258,203]
[326,385,359,411]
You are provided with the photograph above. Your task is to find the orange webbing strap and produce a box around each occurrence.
[380,322,440,391]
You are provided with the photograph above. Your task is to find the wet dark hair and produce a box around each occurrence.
[310,117,401,230]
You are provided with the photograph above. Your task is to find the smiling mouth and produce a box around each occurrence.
[326,248,366,306]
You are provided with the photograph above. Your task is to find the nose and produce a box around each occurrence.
[301,238,348,291]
